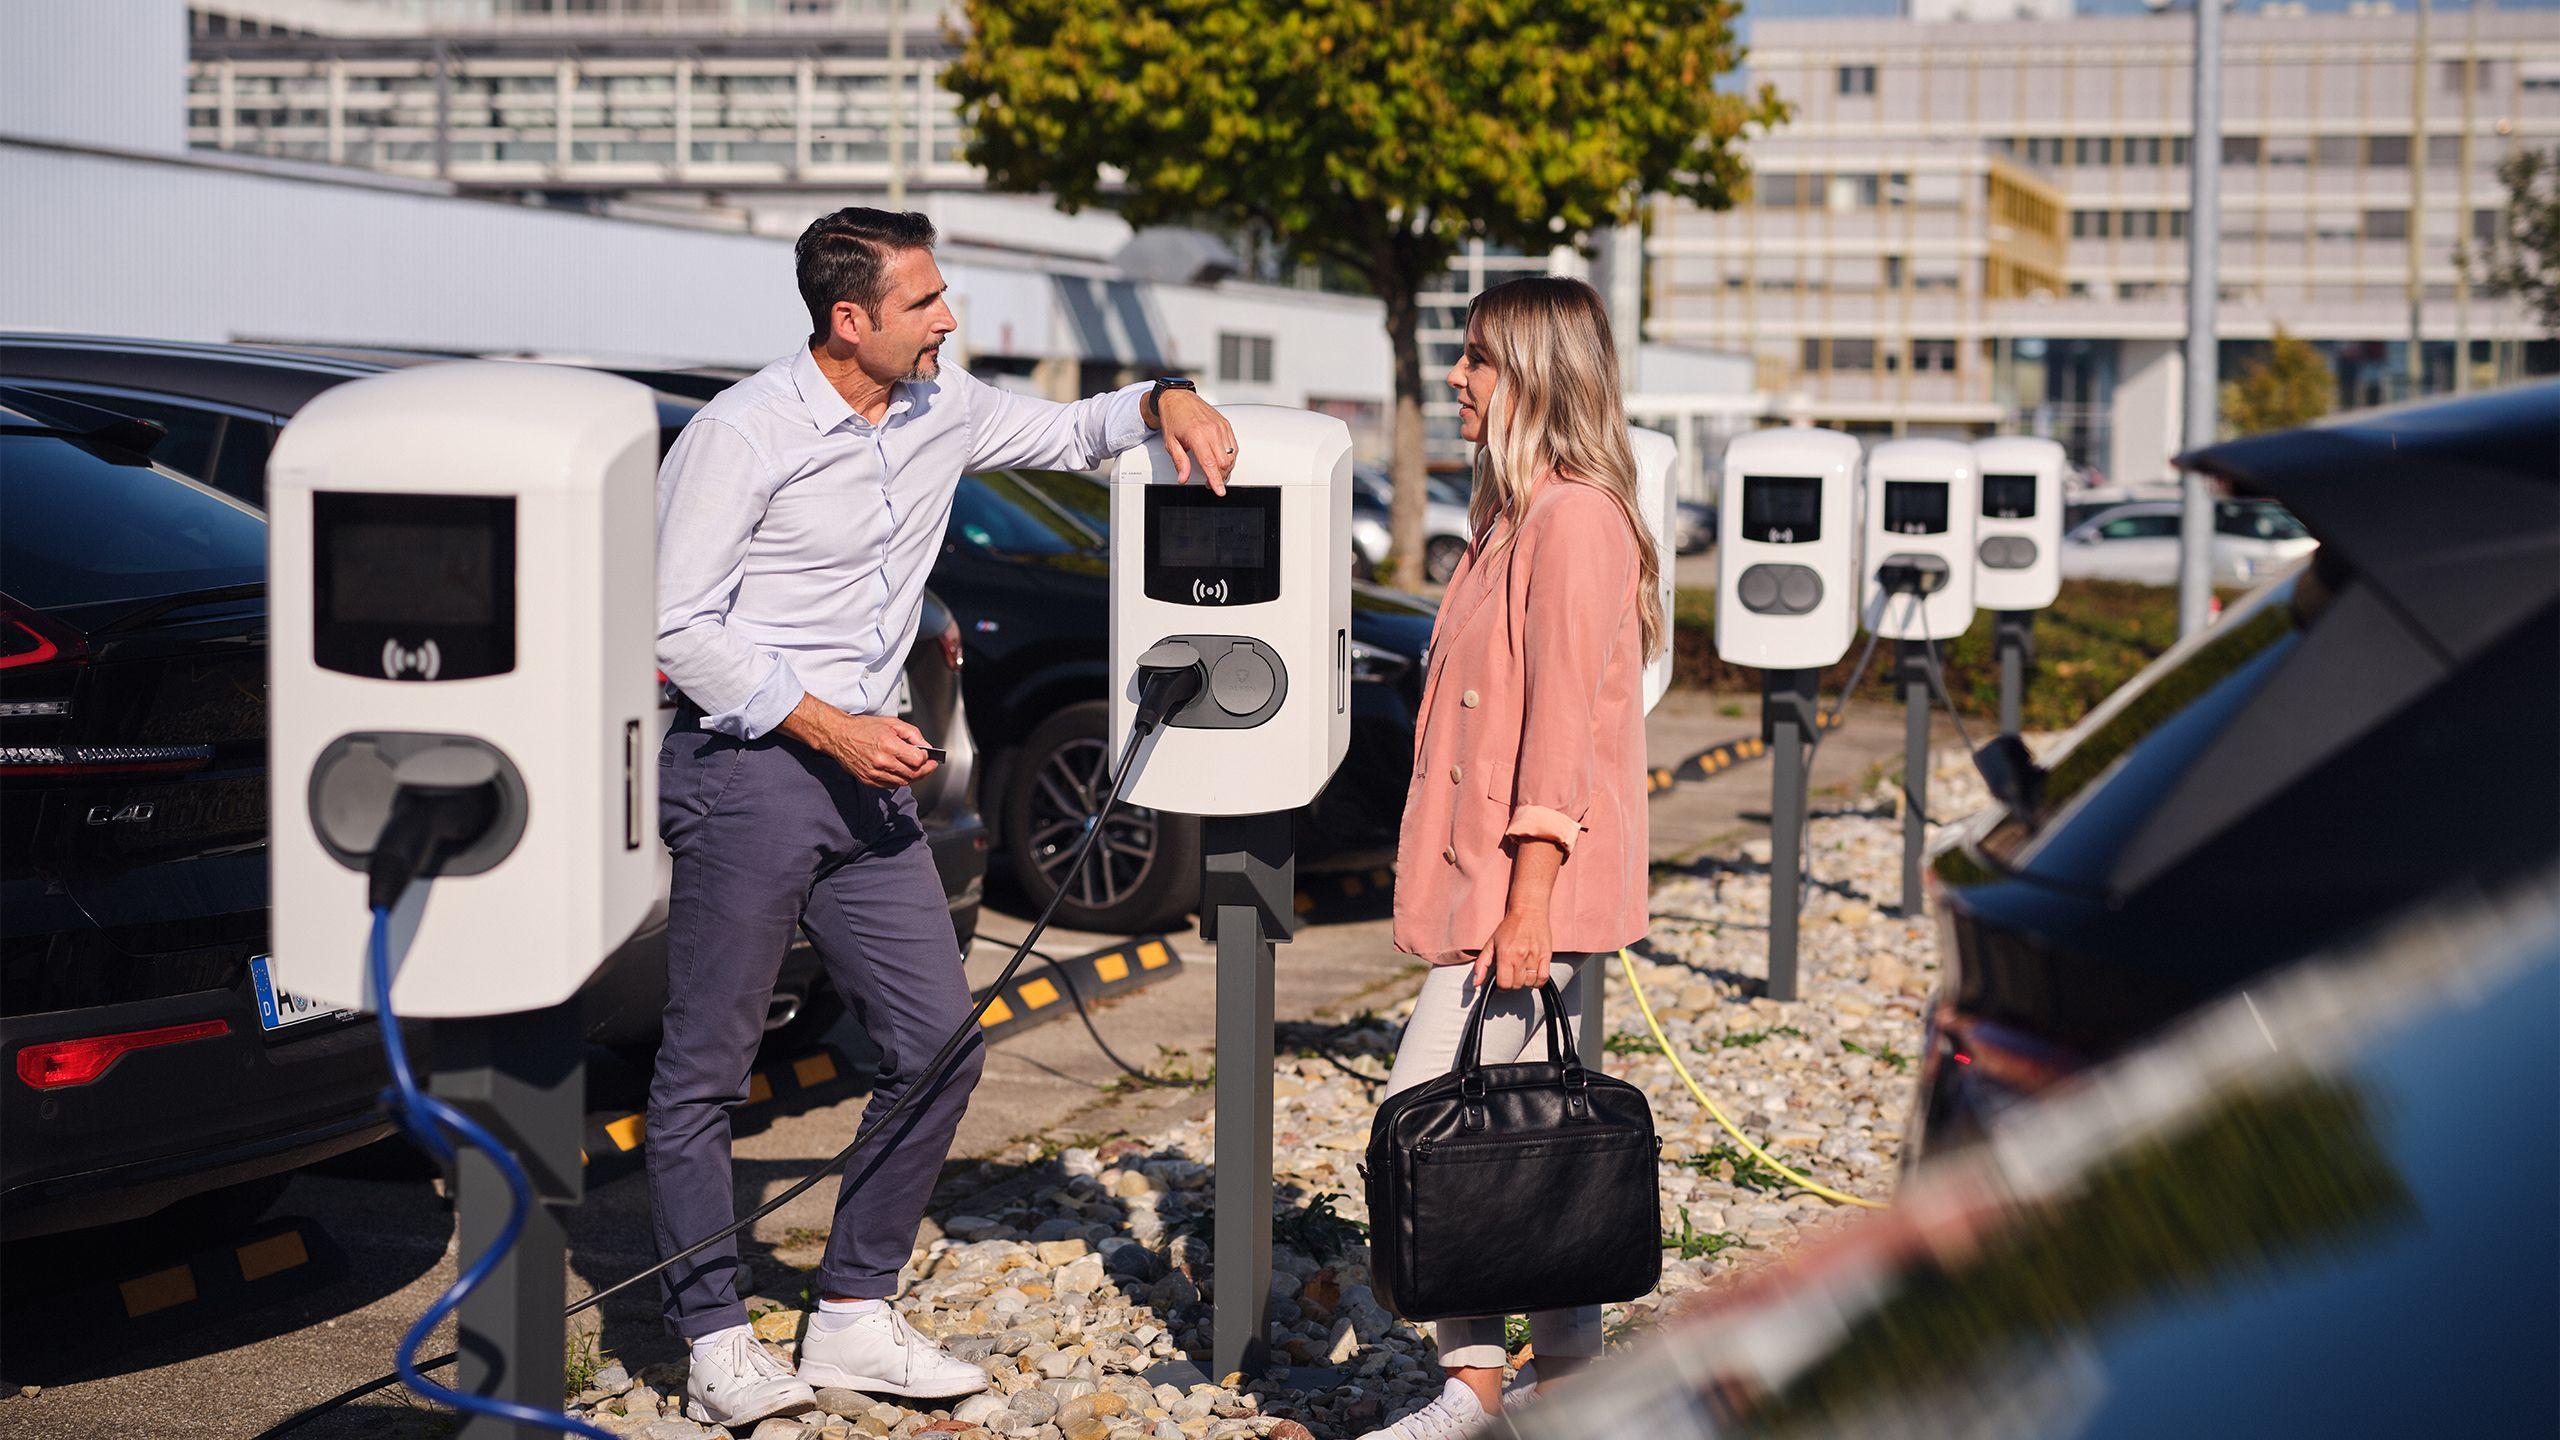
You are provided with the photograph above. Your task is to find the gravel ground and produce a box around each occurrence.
[558,750,1991,1440]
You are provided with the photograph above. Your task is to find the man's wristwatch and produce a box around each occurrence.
[1145,376,1197,428]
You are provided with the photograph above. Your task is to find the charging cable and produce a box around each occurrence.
[257,656,1209,1440]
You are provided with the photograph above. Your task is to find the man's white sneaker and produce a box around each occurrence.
[683,1327,818,1427]
[795,1305,991,1399]
[1356,1377,1490,1440]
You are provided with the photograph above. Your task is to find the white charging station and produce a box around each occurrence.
[1708,426,1865,1003]
[1109,406,1353,815]
[1860,437,1979,643]
[1970,436,2066,613]
[1107,404,1353,1384]
[1629,426,1679,714]
[269,363,661,1018]
[1716,427,1865,672]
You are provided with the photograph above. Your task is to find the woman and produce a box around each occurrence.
[1358,276,1663,1440]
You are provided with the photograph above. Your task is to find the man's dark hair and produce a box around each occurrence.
[796,207,938,341]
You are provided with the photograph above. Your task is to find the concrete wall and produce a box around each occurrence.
[2,0,187,153]
[2112,339,2183,487]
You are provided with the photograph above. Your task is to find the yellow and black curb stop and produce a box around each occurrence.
[971,935,1183,1045]
[19,1215,346,1346]
[1648,714,1844,796]
[584,1042,859,1178]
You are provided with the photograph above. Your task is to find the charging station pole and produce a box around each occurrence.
[1994,611,2033,737]
[1761,669,1818,1003]
[1897,642,1930,917]
[432,1003,586,1437]
[1200,815,1294,1383]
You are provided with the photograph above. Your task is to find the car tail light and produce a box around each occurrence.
[15,1019,231,1089]
[937,619,964,671]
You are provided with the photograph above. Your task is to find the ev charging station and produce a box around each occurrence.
[1970,436,2067,737]
[1110,406,1353,1382]
[1715,427,1864,1002]
[1859,437,1979,918]
[269,363,661,1433]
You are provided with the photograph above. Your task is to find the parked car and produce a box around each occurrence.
[2058,497,2318,586]
[0,389,401,1240]
[1349,464,1475,583]
[1917,381,2559,1156]
[1672,499,1717,555]
[937,467,1435,934]
[0,335,988,1058]
[1520,887,2560,1440]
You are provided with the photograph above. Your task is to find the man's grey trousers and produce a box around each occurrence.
[649,722,981,1339]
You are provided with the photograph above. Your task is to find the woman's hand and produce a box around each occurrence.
[1475,904,1554,990]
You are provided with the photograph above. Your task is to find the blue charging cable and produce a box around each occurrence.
[367,905,617,1440]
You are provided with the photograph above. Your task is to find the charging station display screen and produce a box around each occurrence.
[1741,476,1822,544]
[313,492,517,681]
[1884,481,1951,536]
[1981,474,2038,520]
[1143,486,1283,606]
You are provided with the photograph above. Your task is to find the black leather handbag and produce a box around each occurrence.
[1362,979,1662,1323]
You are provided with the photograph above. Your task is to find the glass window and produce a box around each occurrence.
[1831,338,1877,372]
[209,418,275,507]
[15,388,225,481]
[1912,338,1958,373]
[2314,135,2361,168]
[2223,135,2262,166]
[2074,136,2113,166]
[1755,172,1801,207]
[2428,134,2467,167]
[2100,512,2179,540]
[2365,135,2410,167]
[0,436,265,611]
[2364,209,2410,241]
[1217,332,1273,385]
[947,473,1093,556]
[1837,65,1876,97]
[1011,469,1113,532]
[2073,209,2112,239]
[1800,337,1824,372]
[2216,501,2309,540]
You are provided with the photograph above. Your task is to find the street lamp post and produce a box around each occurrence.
[2176,0,2221,638]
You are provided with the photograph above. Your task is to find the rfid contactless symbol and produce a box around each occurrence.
[381,639,443,681]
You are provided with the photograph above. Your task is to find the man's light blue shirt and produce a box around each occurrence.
[656,346,1150,738]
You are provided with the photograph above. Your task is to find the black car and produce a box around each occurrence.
[1914,381,2560,1155]
[0,391,400,1240]
[1520,888,2560,1439]
[939,467,1435,934]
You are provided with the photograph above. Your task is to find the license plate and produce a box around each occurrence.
[250,954,345,1032]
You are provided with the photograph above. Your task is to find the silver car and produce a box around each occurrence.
[2059,498,2317,587]
[1349,464,1475,583]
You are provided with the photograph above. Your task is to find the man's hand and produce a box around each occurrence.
[777,695,939,788]
[1147,389,1241,495]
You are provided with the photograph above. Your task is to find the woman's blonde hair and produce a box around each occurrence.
[1462,275,1665,661]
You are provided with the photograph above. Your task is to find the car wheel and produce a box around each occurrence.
[761,982,846,1059]
[1002,700,1199,935]
[1424,536,1467,584]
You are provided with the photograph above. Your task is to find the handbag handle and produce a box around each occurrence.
[1453,975,1588,1088]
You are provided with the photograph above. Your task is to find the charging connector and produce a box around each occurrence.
[364,749,505,912]
[1133,641,1209,731]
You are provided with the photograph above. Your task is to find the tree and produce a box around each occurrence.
[2221,327,2334,437]
[2473,145,2560,336]
[947,0,1782,589]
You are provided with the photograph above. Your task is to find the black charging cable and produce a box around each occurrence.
[252,658,1210,1440]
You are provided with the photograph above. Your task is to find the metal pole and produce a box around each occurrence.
[2177,0,2222,639]
[1574,946,1606,1071]
[2410,0,2431,400]
[1201,814,1290,1385]
[431,1001,586,1440]
[1899,642,1929,919]
[1764,669,1812,1004]
[887,0,907,210]
[1995,610,2032,738]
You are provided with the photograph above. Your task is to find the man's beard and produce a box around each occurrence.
[902,345,941,383]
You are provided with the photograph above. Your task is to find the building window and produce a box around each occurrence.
[2475,208,2503,247]
[2428,134,2467,167]
[2073,136,2113,166]
[2223,135,2262,166]
[1911,338,1957,373]
[2314,135,2361,168]
[1217,333,1273,385]
[2365,135,2411,167]
[1800,338,1824,372]
[1755,172,1802,207]
[2072,209,2112,239]
[2023,136,2066,167]
[2363,209,2410,241]
[1883,254,1905,288]
[2168,209,2188,239]
[1838,65,1876,97]
[1829,173,1880,210]
[2171,136,2191,166]
[1831,338,1877,372]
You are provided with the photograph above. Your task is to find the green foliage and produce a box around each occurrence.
[1683,1142,1790,1194]
[1602,1031,1657,1056]
[1841,1038,1910,1072]
[2472,144,2560,336]
[563,1333,605,1400]
[1718,1024,1802,1049]
[1503,1314,1532,1353]
[2221,326,2336,437]
[1661,1205,1742,1260]
[1671,579,2190,733]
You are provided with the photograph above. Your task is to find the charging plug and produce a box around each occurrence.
[366,748,505,911]
[1132,641,1208,732]
[1876,556,1950,597]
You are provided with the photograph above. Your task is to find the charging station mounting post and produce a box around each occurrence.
[1861,439,1979,918]
[1110,410,1353,1383]
[1715,429,1863,1002]
[269,364,661,1435]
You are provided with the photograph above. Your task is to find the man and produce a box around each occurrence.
[652,207,1238,1427]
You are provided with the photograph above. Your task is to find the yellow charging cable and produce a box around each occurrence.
[1616,947,1887,1210]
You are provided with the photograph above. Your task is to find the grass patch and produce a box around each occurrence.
[1842,1038,1911,1072]
[563,1333,606,1400]
[1718,1024,1805,1050]
[1672,579,2201,732]
[1602,1032,1657,1057]
[1683,1142,1792,1194]
[1661,1206,1744,1261]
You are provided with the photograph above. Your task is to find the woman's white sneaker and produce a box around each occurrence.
[795,1305,991,1398]
[1356,1377,1491,1439]
[683,1327,818,1427]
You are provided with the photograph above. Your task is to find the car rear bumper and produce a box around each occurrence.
[1,988,399,1239]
